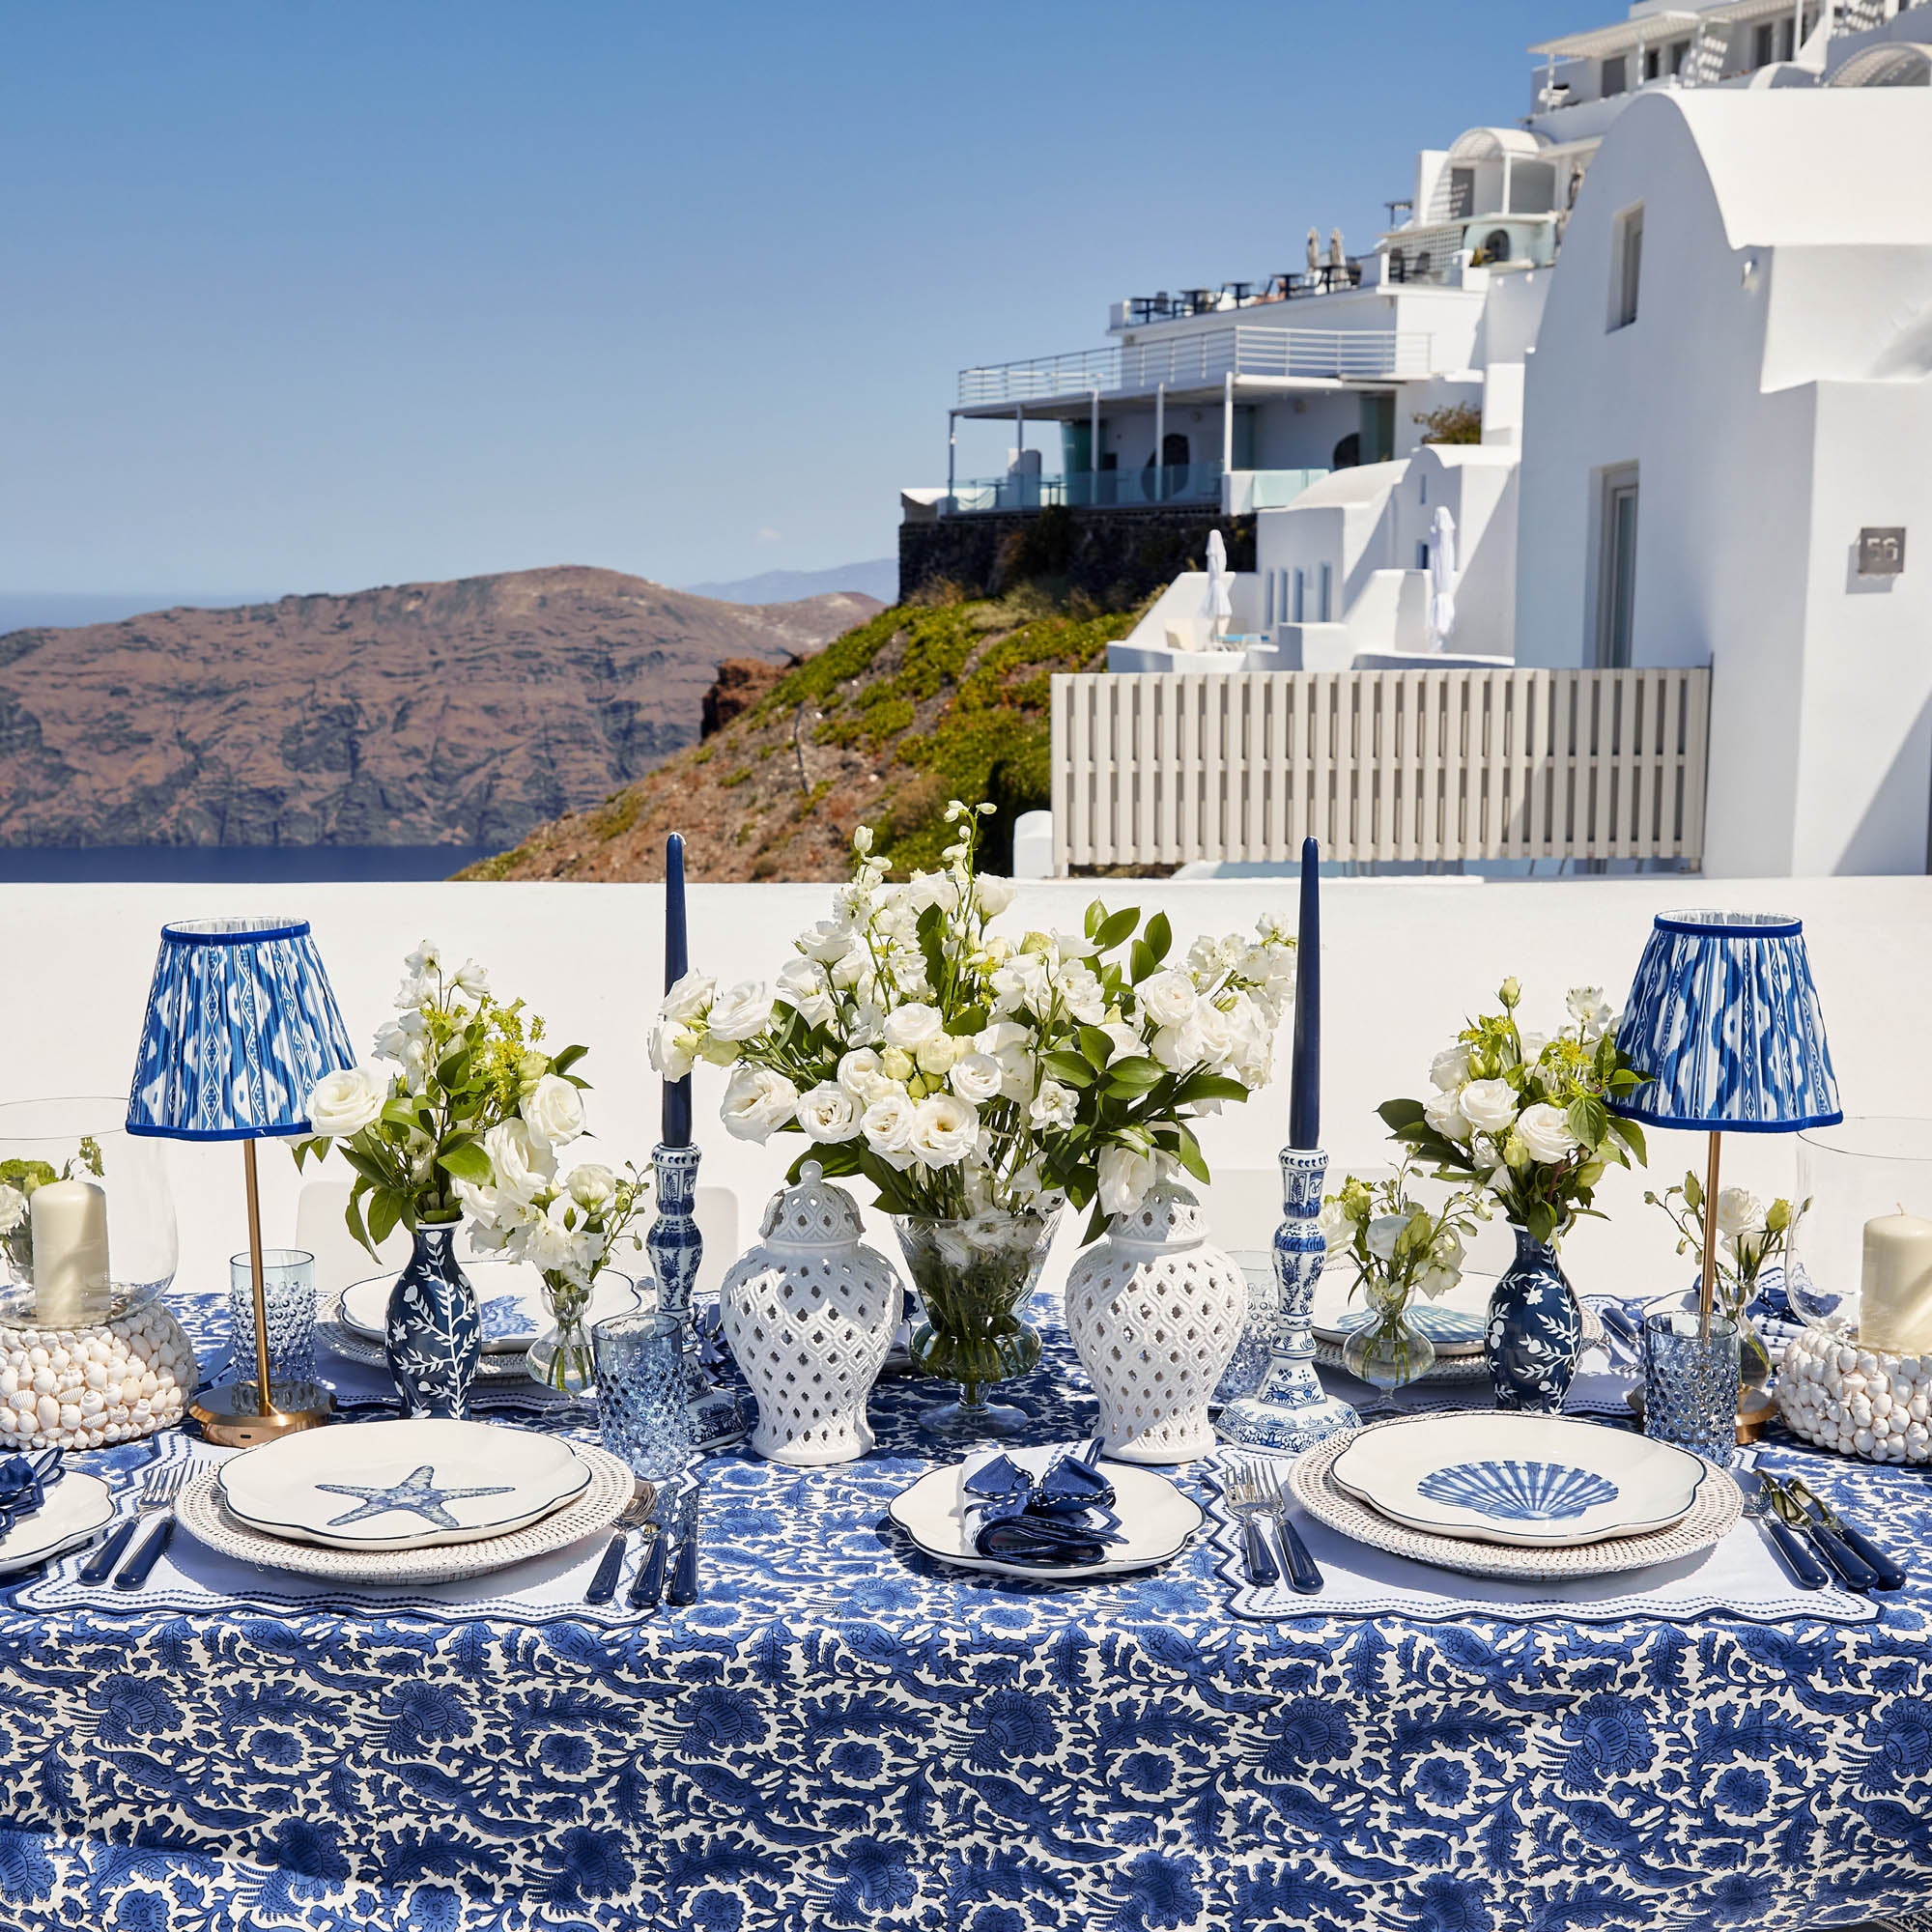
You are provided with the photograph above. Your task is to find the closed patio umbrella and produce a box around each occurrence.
[1306,228,1320,274]
[1426,505,1458,650]
[1329,227,1346,270]
[1203,529,1235,649]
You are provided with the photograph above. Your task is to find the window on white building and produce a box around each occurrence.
[1602,54,1628,95]
[1610,203,1643,330]
[1416,542,1430,571]
[1319,563,1333,623]
[1643,45,1661,79]
[1595,467,1639,669]
[1264,573,1275,627]
[1293,570,1306,623]
[1669,37,1690,74]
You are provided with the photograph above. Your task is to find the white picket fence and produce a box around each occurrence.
[1049,667,1711,872]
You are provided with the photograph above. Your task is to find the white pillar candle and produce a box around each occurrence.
[29,1179,111,1325]
[1859,1210,1932,1355]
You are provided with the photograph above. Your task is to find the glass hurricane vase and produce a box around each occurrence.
[526,1269,603,1400]
[893,1206,1062,1439]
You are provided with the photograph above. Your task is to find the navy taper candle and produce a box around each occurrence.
[1288,837,1320,1150]
[663,833,693,1148]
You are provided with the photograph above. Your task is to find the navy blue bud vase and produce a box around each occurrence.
[385,1223,481,1419]
[1487,1227,1581,1413]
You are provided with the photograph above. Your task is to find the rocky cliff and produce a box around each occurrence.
[0,566,877,849]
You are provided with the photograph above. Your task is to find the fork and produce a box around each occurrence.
[1223,1468,1280,1587]
[110,1461,190,1591]
[585,1483,658,1605]
[1254,1459,1323,1595]
[76,1459,184,1586]
[1733,1457,1827,1590]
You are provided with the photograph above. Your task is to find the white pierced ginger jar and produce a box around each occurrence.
[721,1161,904,1466]
[1065,1183,1247,1464]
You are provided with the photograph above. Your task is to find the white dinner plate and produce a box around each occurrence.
[1311,1269,1494,1355]
[1329,1411,1711,1548]
[0,1472,114,1577]
[889,1443,1203,1581]
[339,1261,644,1353]
[215,1418,592,1551]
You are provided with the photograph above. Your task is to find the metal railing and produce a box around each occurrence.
[938,464,1225,515]
[1123,265,1364,323]
[957,326,1434,408]
[1051,667,1710,871]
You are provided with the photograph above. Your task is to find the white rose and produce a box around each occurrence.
[1430,1044,1471,1092]
[883,1003,944,1050]
[837,1049,895,1105]
[950,1052,1005,1106]
[1459,1079,1520,1135]
[796,1082,860,1144]
[721,1065,799,1143]
[1059,963,1107,1026]
[861,1092,919,1166]
[777,956,838,1030]
[1139,969,1198,1030]
[1366,1213,1409,1263]
[1423,1090,1472,1141]
[1516,1101,1579,1165]
[0,1185,26,1237]
[1716,1186,1767,1239]
[1029,1081,1078,1131]
[306,1066,388,1139]
[661,970,716,1023]
[708,981,777,1043]
[649,1022,697,1082]
[522,1073,586,1147]
[977,876,1016,917]
[1316,1201,1351,1254]
[565,1163,618,1215]
[909,1094,980,1168]
[485,1118,556,1206]
[1097,1144,1166,1218]
[916,1032,960,1077]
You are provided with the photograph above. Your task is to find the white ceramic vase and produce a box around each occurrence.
[721,1161,904,1466]
[1064,1183,1248,1464]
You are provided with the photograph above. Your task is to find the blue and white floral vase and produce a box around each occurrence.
[1486,1226,1581,1412]
[385,1223,481,1419]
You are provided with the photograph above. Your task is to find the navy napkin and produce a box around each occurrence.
[962,1446,1125,1569]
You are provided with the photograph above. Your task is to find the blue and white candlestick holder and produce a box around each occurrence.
[647,1143,749,1451]
[1217,1148,1359,1453]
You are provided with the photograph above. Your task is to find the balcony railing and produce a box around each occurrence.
[1122,265,1365,324]
[958,326,1434,409]
[938,464,1225,516]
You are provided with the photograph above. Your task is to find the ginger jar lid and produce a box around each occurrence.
[759,1160,866,1251]
[1111,1182,1208,1251]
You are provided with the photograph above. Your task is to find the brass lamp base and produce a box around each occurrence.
[190,1379,335,1448]
[1625,1383,1776,1446]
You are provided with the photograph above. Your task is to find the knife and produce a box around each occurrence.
[628,1525,668,1611]
[1767,1477,1877,1593]
[668,1495,699,1608]
[1741,1468,1828,1591]
[113,1518,175,1591]
[1785,1478,1905,1591]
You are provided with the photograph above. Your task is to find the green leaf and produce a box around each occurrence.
[550,1043,588,1075]
[1042,1051,1094,1088]
[1129,940,1154,984]
[1606,1116,1648,1166]
[1566,1094,1610,1151]
[437,1141,493,1184]
[949,1006,989,1038]
[1524,1201,1558,1246]
[917,902,948,996]
[1170,1123,1211,1186]
[1144,911,1172,966]
[793,1140,862,1180]
[1378,1097,1429,1133]
[1171,1071,1250,1107]
[345,1187,376,1262]
[1082,1198,1111,1245]
[1104,1057,1165,1095]
[1092,908,1139,953]
[366,1187,401,1252]
[1078,1026,1116,1068]
[1084,898,1106,941]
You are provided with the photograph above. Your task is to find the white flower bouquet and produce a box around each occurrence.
[649,802,1296,1241]
[1378,980,1650,1248]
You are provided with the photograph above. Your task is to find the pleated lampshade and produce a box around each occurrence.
[127,917,356,1141]
[1610,910,1841,1132]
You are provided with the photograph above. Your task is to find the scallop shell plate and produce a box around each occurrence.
[1416,1459,1620,1521]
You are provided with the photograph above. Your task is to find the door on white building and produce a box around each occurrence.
[1595,467,1640,668]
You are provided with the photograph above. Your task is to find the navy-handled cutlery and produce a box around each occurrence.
[1763,1476,1877,1592]
[627,1517,668,1611]
[1254,1459,1323,1594]
[77,1460,182,1587]
[1782,1478,1906,1591]
[584,1483,657,1605]
[113,1461,189,1591]
[1737,1464,1829,1590]
[1223,1469,1280,1588]
[668,1486,699,1607]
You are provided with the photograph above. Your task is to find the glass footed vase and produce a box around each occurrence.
[1342,1285,1436,1416]
[526,1269,600,1399]
[893,1206,1062,1439]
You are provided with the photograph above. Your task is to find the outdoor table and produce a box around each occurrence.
[2,1290,1930,1932]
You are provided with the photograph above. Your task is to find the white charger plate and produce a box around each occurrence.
[339,1262,644,1353]
[1329,1411,1710,1548]
[0,1473,113,1577]
[215,1418,591,1551]
[889,1443,1203,1581]
[179,1443,636,1586]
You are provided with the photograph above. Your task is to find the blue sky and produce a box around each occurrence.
[5,0,1609,597]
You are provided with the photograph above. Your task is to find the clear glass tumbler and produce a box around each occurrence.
[594,1312,693,1483]
[229,1248,317,1388]
[1642,1310,1740,1464]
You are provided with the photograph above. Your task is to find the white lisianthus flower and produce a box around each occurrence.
[0,1184,26,1236]
[977,875,1016,917]
[307,1066,388,1139]
[708,981,777,1043]
[485,1119,557,1206]
[776,956,838,1030]
[1139,969,1198,1030]
[372,1017,412,1063]
[1566,986,1614,1039]
[565,1163,618,1215]
[721,1065,799,1143]
[1317,1199,1352,1254]
[909,1094,980,1168]
[522,1073,586,1147]
[403,940,442,978]
[1430,1044,1471,1093]
[795,1082,860,1145]
[1423,1090,1472,1142]
[1716,1185,1767,1239]
[1059,963,1107,1026]
[916,1032,960,1077]
[394,973,435,1013]
[846,1000,887,1047]
[522,1196,582,1274]
[837,1048,894,1105]
[1416,1264,1461,1300]
[1366,1214,1409,1263]
[949,1052,1004,1106]
[1459,1079,1520,1135]
[1099,1020,1144,1063]
[1097,1144,1165,1218]
[879,1046,917,1085]
[451,957,491,999]
[797,917,856,964]
[661,970,716,1024]
[648,1022,697,1082]
[1029,1081,1078,1131]
[1516,1101,1579,1165]
[455,1180,515,1243]
[861,1092,919,1166]
[883,1002,944,1051]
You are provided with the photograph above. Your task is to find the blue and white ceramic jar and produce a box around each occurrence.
[1486,1227,1581,1413]
[385,1223,481,1419]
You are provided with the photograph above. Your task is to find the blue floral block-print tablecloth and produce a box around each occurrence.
[2,1288,1931,1932]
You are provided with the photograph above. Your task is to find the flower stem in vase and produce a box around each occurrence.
[528,1270,598,1399]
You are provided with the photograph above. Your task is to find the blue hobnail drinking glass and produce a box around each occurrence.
[1642,1310,1740,1464]
[594,1312,693,1483]
[229,1248,317,1387]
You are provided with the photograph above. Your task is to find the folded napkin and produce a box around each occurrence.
[0,1451,59,1535]
[962,1447,1125,1568]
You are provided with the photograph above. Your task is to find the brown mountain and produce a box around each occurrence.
[0,566,878,849]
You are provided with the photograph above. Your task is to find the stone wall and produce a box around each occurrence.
[898,505,1255,610]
